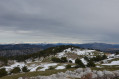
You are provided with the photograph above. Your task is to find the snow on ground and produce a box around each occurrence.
[81,58,87,65]
[102,61,119,65]
[2,62,25,71]
[55,66,65,70]
[69,58,75,63]
[39,63,58,71]
[56,48,95,58]
[1,62,58,72]
[96,66,101,68]
[30,66,40,72]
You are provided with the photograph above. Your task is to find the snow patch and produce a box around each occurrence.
[55,66,65,70]
[40,63,57,71]
[102,61,119,65]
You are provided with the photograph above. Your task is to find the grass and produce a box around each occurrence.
[108,58,119,63]
[0,65,119,79]
[92,65,119,71]
[0,68,76,79]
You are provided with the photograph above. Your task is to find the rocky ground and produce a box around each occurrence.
[18,68,119,79]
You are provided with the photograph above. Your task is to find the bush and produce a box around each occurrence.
[102,54,107,59]
[11,66,21,74]
[0,68,7,77]
[84,56,89,61]
[22,66,30,72]
[48,66,54,70]
[61,57,67,63]
[51,57,68,63]
[116,52,119,55]
[69,60,72,63]
[51,57,61,62]
[87,60,96,67]
[75,58,85,68]
[66,64,71,69]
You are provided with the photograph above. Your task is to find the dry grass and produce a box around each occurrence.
[0,68,76,79]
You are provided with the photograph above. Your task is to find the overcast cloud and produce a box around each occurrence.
[0,0,119,44]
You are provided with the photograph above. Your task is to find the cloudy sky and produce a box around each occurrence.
[0,0,119,44]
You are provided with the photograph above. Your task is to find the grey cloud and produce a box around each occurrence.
[0,0,119,43]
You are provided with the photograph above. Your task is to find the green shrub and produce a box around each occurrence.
[75,58,85,68]
[66,64,71,69]
[22,66,30,72]
[48,66,54,70]
[0,68,7,77]
[11,66,21,74]
[87,60,96,67]
[69,60,72,63]
[51,57,61,62]
[61,57,67,63]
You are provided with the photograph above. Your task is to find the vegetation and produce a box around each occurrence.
[0,68,7,77]
[66,64,71,69]
[51,57,68,63]
[69,60,72,63]
[22,66,30,72]
[10,67,21,74]
[0,45,78,65]
[87,60,96,67]
[9,45,79,62]
[90,55,107,62]
[0,68,76,79]
[75,58,85,68]
[48,66,55,70]
[116,52,119,55]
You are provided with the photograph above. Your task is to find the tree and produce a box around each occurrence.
[22,66,30,72]
[84,56,89,61]
[69,60,72,63]
[0,68,7,77]
[75,58,85,68]
[61,57,67,63]
[102,54,107,59]
[11,66,21,74]
[87,60,95,67]
[115,52,119,55]
[51,57,61,62]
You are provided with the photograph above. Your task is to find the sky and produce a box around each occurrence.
[0,0,119,44]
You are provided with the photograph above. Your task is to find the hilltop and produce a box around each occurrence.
[0,45,118,79]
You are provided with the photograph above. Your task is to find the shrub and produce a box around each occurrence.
[75,58,85,68]
[48,66,54,70]
[51,57,68,63]
[66,64,71,69]
[0,68,7,77]
[11,66,21,74]
[61,57,67,63]
[69,60,72,63]
[22,66,30,72]
[87,60,96,67]
[51,57,61,62]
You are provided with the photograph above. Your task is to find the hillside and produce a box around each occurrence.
[0,45,118,79]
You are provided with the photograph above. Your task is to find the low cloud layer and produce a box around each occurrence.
[0,0,119,44]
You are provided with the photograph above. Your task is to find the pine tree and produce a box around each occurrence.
[22,66,30,72]
[87,60,96,67]
[75,58,85,68]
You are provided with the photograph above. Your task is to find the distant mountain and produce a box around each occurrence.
[75,43,119,53]
[0,43,119,57]
[0,44,57,50]
[0,44,58,57]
